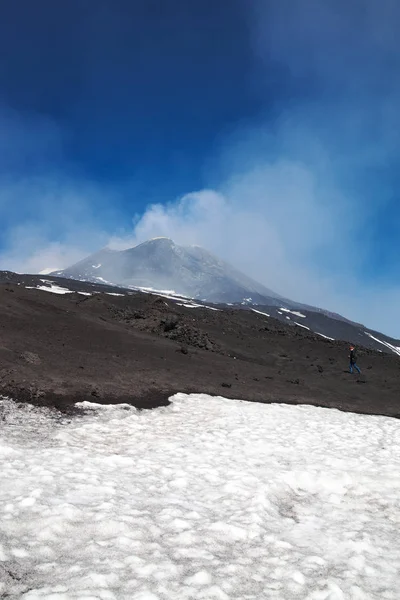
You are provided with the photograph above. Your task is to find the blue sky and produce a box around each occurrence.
[0,0,399,337]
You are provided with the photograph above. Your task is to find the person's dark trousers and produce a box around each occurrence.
[350,362,361,374]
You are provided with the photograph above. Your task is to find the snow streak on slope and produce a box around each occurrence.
[1,395,400,599]
[294,321,310,330]
[316,332,335,341]
[251,308,271,317]
[25,284,75,295]
[176,302,220,311]
[365,332,400,357]
[280,307,307,318]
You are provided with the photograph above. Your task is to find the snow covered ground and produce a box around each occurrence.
[1,394,400,600]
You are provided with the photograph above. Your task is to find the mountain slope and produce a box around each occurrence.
[1,269,400,358]
[52,237,286,305]
[48,237,400,350]
[0,276,399,418]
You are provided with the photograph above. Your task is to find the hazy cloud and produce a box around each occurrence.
[0,172,115,273]
[0,1,400,337]
[110,0,400,335]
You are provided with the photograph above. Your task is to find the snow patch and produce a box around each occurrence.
[26,284,74,295]
[240,297,253,305]
[92,264,102,269]
[94,276,114,285]
[176,303,220,311]
[294,321,310,330]
[364,332,400,357]
[316,332,335,341]
[251,308,270,318]
[1,393,399,599]
[137,286,178,296]
[128,286,193,303]
[280,308,307,318]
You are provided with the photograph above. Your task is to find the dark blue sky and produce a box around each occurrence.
[0,0,270,202]
[0,0,400,335]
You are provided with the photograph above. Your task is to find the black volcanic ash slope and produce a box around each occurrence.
[1,269,400,356]
[0,279,399,418]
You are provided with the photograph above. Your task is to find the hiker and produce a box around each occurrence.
[349,345,361,374]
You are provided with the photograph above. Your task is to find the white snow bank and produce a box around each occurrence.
[251,308,270,318]
[1,394,400,599]
[176,302,220,311]
[26,284,74,295]
[294,321,310,330]
[94,276,114,285]
[316,332,335,341]
[280,308,307,318]
[129,286,192,303]
[365,332,400,357]
[27,284,93,296]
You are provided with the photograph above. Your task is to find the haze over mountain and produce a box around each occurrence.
[52,237,287,306]
[49,236,400,354]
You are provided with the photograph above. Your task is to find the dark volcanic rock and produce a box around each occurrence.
[0,281,398,418]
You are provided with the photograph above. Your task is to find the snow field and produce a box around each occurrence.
[0,394,400,599]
